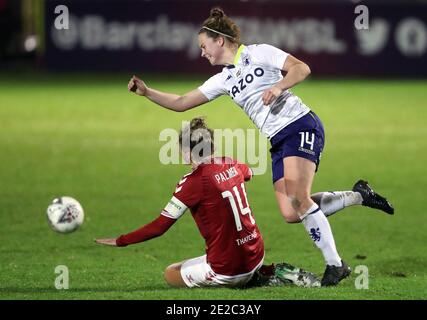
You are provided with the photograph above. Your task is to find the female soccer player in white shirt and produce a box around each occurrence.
[127,8,394,286]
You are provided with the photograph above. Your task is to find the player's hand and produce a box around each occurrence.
[262,85,283,106]
[128,75,147,96]
[95,238,118,246]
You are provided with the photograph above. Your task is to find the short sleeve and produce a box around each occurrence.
[172,173,202,208]
[251,44,289,70]
[198,73,226,101]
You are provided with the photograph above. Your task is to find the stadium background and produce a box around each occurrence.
[0,0,426,300]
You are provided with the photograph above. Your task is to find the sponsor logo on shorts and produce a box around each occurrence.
[298,146,316,156]
[205,270,216,282]
[186,275,195,284]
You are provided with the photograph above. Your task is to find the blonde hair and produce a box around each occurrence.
[179,117,214,162]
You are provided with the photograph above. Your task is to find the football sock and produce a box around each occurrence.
[311,191,363,217]
[302,203,342,267]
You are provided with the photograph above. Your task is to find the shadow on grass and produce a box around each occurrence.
[375,256,427,277]
[0,286,173,295]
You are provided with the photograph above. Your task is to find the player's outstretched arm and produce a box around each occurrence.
[262,55,311,106]
[128,75,209,112]
[95,214,176,247]
[95,238,117,246]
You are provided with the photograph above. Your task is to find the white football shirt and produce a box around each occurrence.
[198,44,310,138]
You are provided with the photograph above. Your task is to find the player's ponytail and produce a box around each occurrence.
[210,7,225,19]
[189,117,209,131]
[179,117,214,163]
[199,7,240,45]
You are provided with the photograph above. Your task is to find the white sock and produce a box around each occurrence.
[302,204,342,266]
[311,191,363,217]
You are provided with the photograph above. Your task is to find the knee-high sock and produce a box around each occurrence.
[301,203,342,266]
[311,191,363,217]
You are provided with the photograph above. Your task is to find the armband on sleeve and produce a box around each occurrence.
[161,196,188,219]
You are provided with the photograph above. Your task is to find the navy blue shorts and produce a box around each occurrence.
[270,111,325,184]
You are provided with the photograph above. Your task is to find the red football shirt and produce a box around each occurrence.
[170,157,264,276]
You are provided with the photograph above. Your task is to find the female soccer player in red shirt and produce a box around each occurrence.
[96,118,319,288]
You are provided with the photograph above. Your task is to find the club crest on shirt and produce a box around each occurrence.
[242,54,251,66]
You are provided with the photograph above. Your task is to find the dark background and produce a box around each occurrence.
[1,0,427,76]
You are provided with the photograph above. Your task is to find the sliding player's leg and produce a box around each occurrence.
[165,255,260,288]
[164,261,187,287]
[245,263,320,288]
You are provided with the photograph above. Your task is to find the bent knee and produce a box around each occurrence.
[282,213,301,223]
[164,263,185,287]
[163,266,173,285]
[277,206,301,223]
[288,194,312,213]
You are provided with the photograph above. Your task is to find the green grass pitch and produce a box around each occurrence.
[0,73,426,299]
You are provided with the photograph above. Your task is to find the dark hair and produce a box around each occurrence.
[199,7,240,45]
[179,117,214,162]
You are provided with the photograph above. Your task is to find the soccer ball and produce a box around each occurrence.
[47,196,84,233]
